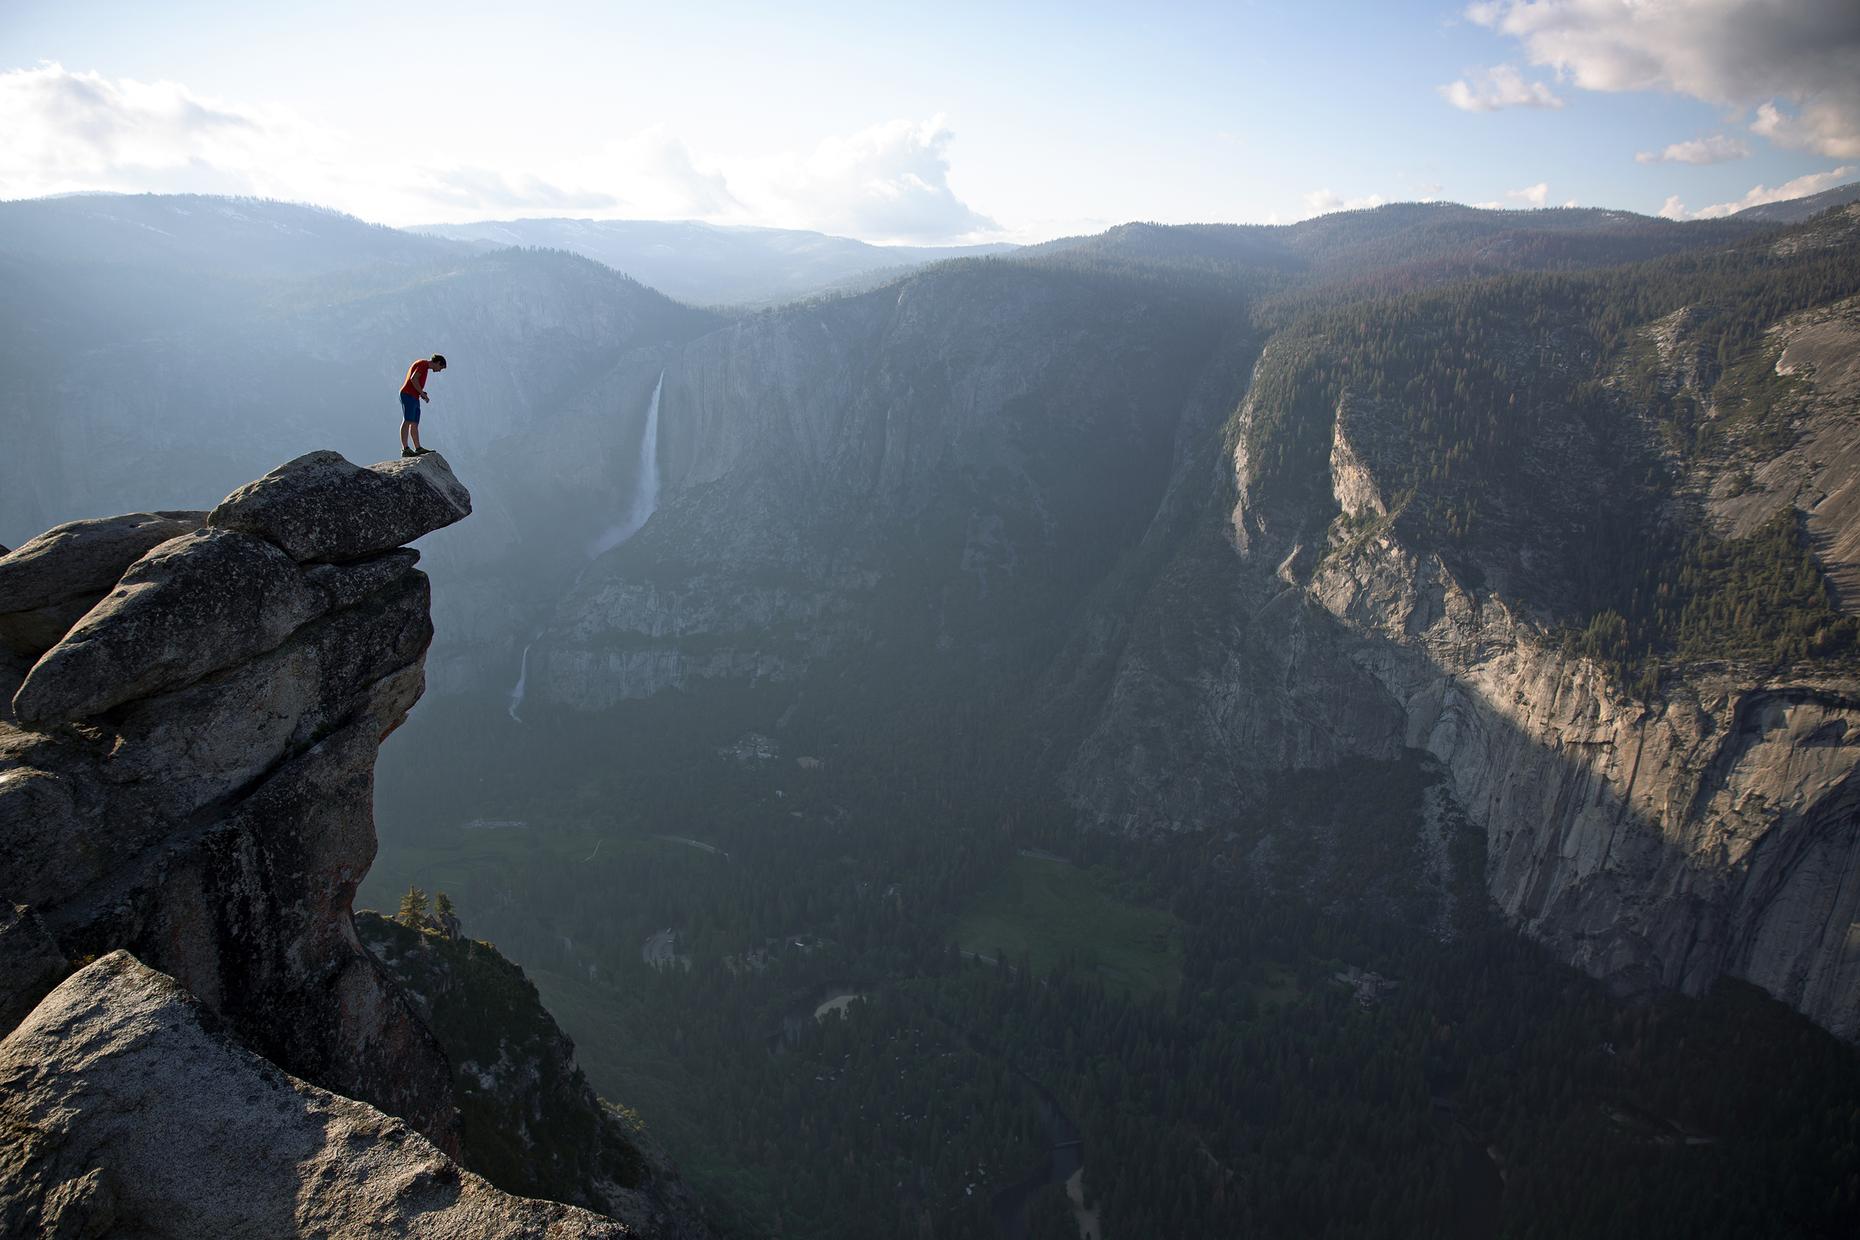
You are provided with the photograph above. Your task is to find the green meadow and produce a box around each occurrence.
[956,853,1183,1001]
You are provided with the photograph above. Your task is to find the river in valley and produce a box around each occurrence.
[988,1075,1098,1240]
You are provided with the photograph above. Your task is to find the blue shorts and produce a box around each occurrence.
[400,391,421,424]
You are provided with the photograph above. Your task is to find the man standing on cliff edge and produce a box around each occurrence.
[399,354,447,457]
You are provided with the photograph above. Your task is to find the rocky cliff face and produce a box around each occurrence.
[1226,299,1860,1037]
[0,452,704,1234]
[359,913,712,1239]
[1029,224,1860,1038]
[0,451,470,1146]
[1706,293,1860,611]
[1306,531,1860,1036]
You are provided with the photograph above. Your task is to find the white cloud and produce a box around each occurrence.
[423,168,619,212]
[1467,0,1860,158]
[1658,194,1688,220]
[1298,188,1388,219]
[1681,165,1856,218]
[0,64,999,242]
[1509,181,1550,208]
[1635,133,1750,165]
[732,116,998,243]
[578,127,742,218]
[0,61,324,200]
[1464,183,1557,211]
[1439,63,1564,112]
[1750,100,1860,160]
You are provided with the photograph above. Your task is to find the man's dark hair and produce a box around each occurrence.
[430,354,447,368]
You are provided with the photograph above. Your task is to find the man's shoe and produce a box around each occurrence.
[414,447,434,456]
[401,447,417,457]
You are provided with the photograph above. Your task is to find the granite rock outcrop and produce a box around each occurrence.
[0,452,697,1234]
[0,951,631,1239]
[209,449,475,563]
[0,449,714,1234]
[0,452,469,1147]
[0,510,204,660]
[1234,323,1860,1036]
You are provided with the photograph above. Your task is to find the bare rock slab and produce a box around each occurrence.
[11,528,322,726]
[0,952,632,1239]
[209,450,472,563]
[0,510,204,657]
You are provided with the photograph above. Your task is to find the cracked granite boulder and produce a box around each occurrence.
[0,452,473,1149]
[0,510,204,658]
[209,449,473,563]
[0,952,631,1239]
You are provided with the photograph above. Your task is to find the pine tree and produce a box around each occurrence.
[397,884,429,928]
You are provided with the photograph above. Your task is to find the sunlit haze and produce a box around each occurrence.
[2,0,1856,241]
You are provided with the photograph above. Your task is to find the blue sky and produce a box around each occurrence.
[1,0,1854,241]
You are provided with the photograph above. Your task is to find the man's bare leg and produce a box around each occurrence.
[411,422,424,452]
[400,421,412,451]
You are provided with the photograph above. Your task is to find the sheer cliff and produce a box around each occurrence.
[0,452,709,1236]
[1079,203,1860,1036]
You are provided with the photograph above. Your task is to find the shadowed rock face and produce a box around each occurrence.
[0,952,632,1239]
[359,913,715,1240]
[0,452,472,1148]
[1302,534,1860,1036]
[0,903,63,1033]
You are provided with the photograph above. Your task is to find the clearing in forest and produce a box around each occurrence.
[956,855,1183,1001]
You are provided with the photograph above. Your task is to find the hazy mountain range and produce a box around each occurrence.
[413,216,1017,306]
[4,182,1860,1237]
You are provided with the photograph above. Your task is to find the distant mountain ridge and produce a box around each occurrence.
[1025,201,1770,293]
[1731,179,1860,224]
[413,216,1017,306]
[0,192,469,276]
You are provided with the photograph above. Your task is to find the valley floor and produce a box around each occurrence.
[362,689,1860,1239]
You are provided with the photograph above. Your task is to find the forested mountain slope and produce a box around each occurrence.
[494,201,1860,1037]
[1026,202,1766,294]
[1084,202,1860,1035]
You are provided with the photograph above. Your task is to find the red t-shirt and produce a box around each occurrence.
[401,359,432,396]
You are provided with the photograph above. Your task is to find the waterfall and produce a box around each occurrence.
[508,370,665,723]
[506,643,531,722]
[586,370,664,558]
